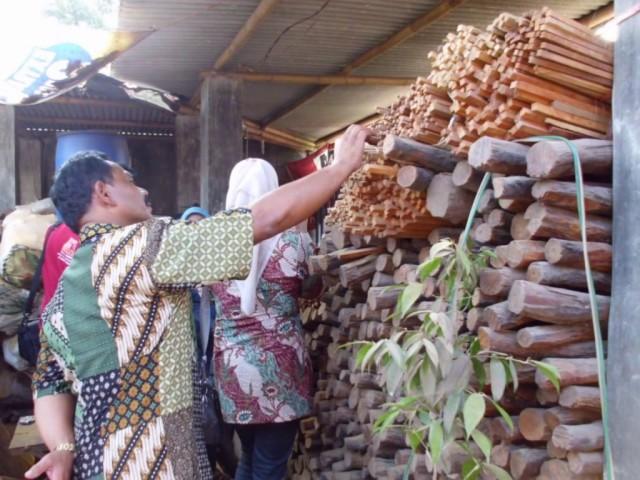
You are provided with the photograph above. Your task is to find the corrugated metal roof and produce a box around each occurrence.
[113,0,612,141]
[15,75,176,136]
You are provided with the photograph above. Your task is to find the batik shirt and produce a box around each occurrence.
[211,230,314,425]
[32,210,253,480]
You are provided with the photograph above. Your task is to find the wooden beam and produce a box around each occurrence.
[263,0,466,127]
[578,2,614,29]
[190,0,280,107]
[203,72,415,86]
[16,116,173,131]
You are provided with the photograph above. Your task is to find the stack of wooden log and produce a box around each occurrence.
[465,136,611,479]
[325,136,464,238]
[371,78,453,146]
[290,231,465,480]
[426,8,612,157]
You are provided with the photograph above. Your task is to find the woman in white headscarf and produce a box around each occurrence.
[210,158,315,480]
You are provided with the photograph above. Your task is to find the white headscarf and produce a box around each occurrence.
[226,158,282,315]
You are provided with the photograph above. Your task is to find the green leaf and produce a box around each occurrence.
[385,340,406,369]
[355,343,373,368]
[396,396,420,409]
[483,463,513,480]
[429,420,444,465]
[398,282,424,319]
[443,392,462,434]
[361,340,383,369]
[472,358,487,390]
[462,458,481,480]
[406,430,423,451]
[385,360,404,395]
[374,409,400,432]
[471,429,492,461]
[532,360,561,392]
[490,359,507,401]
[469,337,481,356]
[419,359,436,402]
[463,393,486,439]
[422,339,439,368]
[418,256,442,281]
[490,399,514,433]
[508,359,519,392]
[418,411,431,426]
[402,451,414,480]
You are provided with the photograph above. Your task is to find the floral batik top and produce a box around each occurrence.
[211,230,314,425]
[32,210,253,480]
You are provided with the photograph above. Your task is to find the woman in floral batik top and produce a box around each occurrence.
[210,158,315,480]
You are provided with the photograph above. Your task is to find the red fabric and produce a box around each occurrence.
[286,145,331,179]
[41,223,79,312]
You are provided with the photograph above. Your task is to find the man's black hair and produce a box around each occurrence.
[50,151,114,233]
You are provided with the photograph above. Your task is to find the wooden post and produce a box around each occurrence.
[17,137,42,204]
[176,115,201,212]
[609,2,640,474]
[200,76,243,214]
[0,106,16,211]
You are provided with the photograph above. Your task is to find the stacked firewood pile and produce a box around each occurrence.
[325,137,462,238]
[464,136,610,479]
[290,231,459,480]
[297,7,612,479]
[371,78,453,146]
[427,8,612,157]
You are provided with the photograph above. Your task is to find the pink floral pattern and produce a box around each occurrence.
[211,230,314,424]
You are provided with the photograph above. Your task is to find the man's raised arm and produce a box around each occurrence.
[251,124,368,244]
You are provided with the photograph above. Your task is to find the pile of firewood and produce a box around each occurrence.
[463,136,610,479]
[427,8,611,157]
[290,231,461,480]
[325,137,462,238]
[371,78,453,146]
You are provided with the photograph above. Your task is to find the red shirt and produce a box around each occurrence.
[41,223,79,312]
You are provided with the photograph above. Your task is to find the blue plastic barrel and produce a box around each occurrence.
[55,130,131,171]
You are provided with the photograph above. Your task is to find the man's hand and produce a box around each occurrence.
[25,450,74,480]
[333,124,369,175]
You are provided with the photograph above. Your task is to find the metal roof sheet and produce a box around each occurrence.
[113,0,611,141]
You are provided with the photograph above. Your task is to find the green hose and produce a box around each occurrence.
[456,136,612,479]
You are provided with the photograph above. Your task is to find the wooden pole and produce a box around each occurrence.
[0,106,16,212]
[204,72,416,86]
[200,77,243,213]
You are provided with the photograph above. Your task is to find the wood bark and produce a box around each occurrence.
[532,180,612,216]
[534,358,599,390]
[508,280,610,325]
[544,238,611,273]
[524,202,611,242]
[526,139,612,179]
[382,134,457,172]
[506,240,547,269]
[492,175,536,200]
[396,165,434,191]
[526,261,611,294]
[469,136,530,175]
[452,160,484,191]
[426,173,475,224]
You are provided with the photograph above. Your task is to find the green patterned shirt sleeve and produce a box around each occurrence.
[151,208,253,287]
[32,326,72,398]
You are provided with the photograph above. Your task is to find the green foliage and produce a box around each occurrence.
[353,239,561,477]
[44,0,117,29]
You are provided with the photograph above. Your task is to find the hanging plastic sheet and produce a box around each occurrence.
[0,26,152,106]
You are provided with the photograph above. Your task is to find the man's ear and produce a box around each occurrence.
[93,180,117,208]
